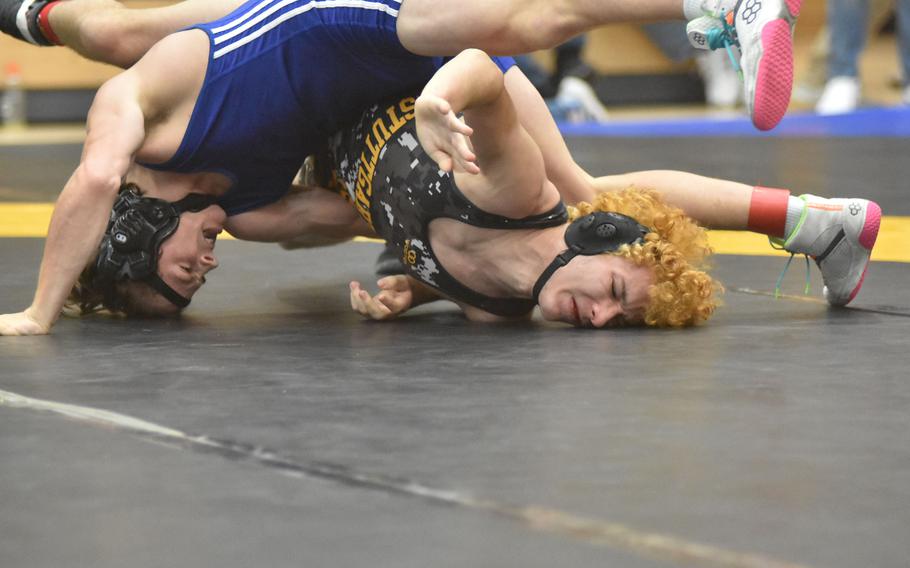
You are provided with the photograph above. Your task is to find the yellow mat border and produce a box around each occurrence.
[0,203,907,262]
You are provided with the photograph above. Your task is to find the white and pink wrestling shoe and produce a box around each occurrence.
[780,195,882,307]
[686,0,801,131]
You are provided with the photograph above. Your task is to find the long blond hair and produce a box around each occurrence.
[569,189,722,327]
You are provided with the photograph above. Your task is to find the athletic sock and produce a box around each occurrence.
[0,0,56,45]
[36,0,62,45]
[747,186,791,238]
[783,195,806,241]
[683,0,737,20]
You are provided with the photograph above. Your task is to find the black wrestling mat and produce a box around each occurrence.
[2,135,909,568]
[1,236,909,568]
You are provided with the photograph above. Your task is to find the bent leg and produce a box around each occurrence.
[398,0,683,55]
[49,0,244,68]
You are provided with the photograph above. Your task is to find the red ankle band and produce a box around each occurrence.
[37,2,63,46]
[747,186,790,237]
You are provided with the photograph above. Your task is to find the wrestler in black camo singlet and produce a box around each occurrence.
[328,96,568,317]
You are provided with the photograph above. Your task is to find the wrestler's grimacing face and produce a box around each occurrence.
[537,254,653,328]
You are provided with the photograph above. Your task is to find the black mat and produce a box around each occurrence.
[1,136,908,568]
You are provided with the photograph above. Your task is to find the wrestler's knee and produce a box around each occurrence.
[494,0,581,50]
[78,10,148,68]
[399,0,580,55]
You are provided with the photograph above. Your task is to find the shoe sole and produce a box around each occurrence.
[751,0,801,131]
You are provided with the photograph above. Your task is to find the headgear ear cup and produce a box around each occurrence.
[532,212,650,302]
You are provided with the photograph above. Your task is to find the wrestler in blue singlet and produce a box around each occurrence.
[140,0,514,216]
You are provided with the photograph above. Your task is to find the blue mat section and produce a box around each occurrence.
[559,106,910,138]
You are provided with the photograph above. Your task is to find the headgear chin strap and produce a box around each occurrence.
[94,184,217,310]
[531,211,650,303]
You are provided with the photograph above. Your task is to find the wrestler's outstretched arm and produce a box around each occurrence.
[0,73,145,335]
[0,32,206,336]
[500,68,756,231]
[224,183,372,243]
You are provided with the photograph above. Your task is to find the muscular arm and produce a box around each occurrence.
[503,69,752,229]
[417,49,553,216]
[224,185,372,242]
[13,74,146,333]
[503,67,597,205]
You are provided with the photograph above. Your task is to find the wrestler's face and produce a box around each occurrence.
[156,204,227,302]
[537,254,653,328]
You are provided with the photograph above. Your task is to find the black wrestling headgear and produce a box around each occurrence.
[93,184,216,309]
[531,212,650,302]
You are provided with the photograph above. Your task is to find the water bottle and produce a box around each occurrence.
[2,62,27,128]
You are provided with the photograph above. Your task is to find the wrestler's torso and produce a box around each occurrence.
[137,0,447,216]
[328,96,567,316]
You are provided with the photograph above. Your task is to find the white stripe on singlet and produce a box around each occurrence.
[212,0,402,60]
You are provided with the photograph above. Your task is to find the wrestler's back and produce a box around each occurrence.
[149,0,445,216]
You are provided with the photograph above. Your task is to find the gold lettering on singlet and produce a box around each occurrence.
[385,105,407,132]
[402,239,418,266]
[351,96,417,228]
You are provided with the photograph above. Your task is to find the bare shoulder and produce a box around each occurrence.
[130,30,211,118]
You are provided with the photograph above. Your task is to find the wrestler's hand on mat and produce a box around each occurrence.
[349,277,414,321]
[415,94,480,175]
[0,310,50,336]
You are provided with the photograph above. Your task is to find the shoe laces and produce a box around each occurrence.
[769,239,812,298]
[704,11,743,80]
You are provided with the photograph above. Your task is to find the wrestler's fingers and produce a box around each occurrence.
[363,290,393,319]
[451,138,479,174]
[429,151,454,172]
[375,291,404,314]
[377,275,409,291]
[447,115,473,137]
[430,97,451,116]
[355,289,375,317]
[350,281,368,313]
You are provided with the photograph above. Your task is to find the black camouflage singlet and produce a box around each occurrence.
[328,96,568,317]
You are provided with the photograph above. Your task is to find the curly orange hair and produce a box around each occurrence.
[569,189,722,327]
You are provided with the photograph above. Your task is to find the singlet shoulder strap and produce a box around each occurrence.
[419,184,568,317]
[439,183,569,230]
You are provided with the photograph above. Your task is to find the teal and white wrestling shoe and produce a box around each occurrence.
[685,0,801,131]
[776,195,882,307]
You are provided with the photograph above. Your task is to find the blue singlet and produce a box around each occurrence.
[140,0,515,216]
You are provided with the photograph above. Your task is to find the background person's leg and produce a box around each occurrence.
[828,0,870,78]
[898,0,910,101]
[817,0,869,113]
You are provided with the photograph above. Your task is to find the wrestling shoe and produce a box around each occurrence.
[686,0,801,130]
[776,194,881,306]
[0,0,54,45]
